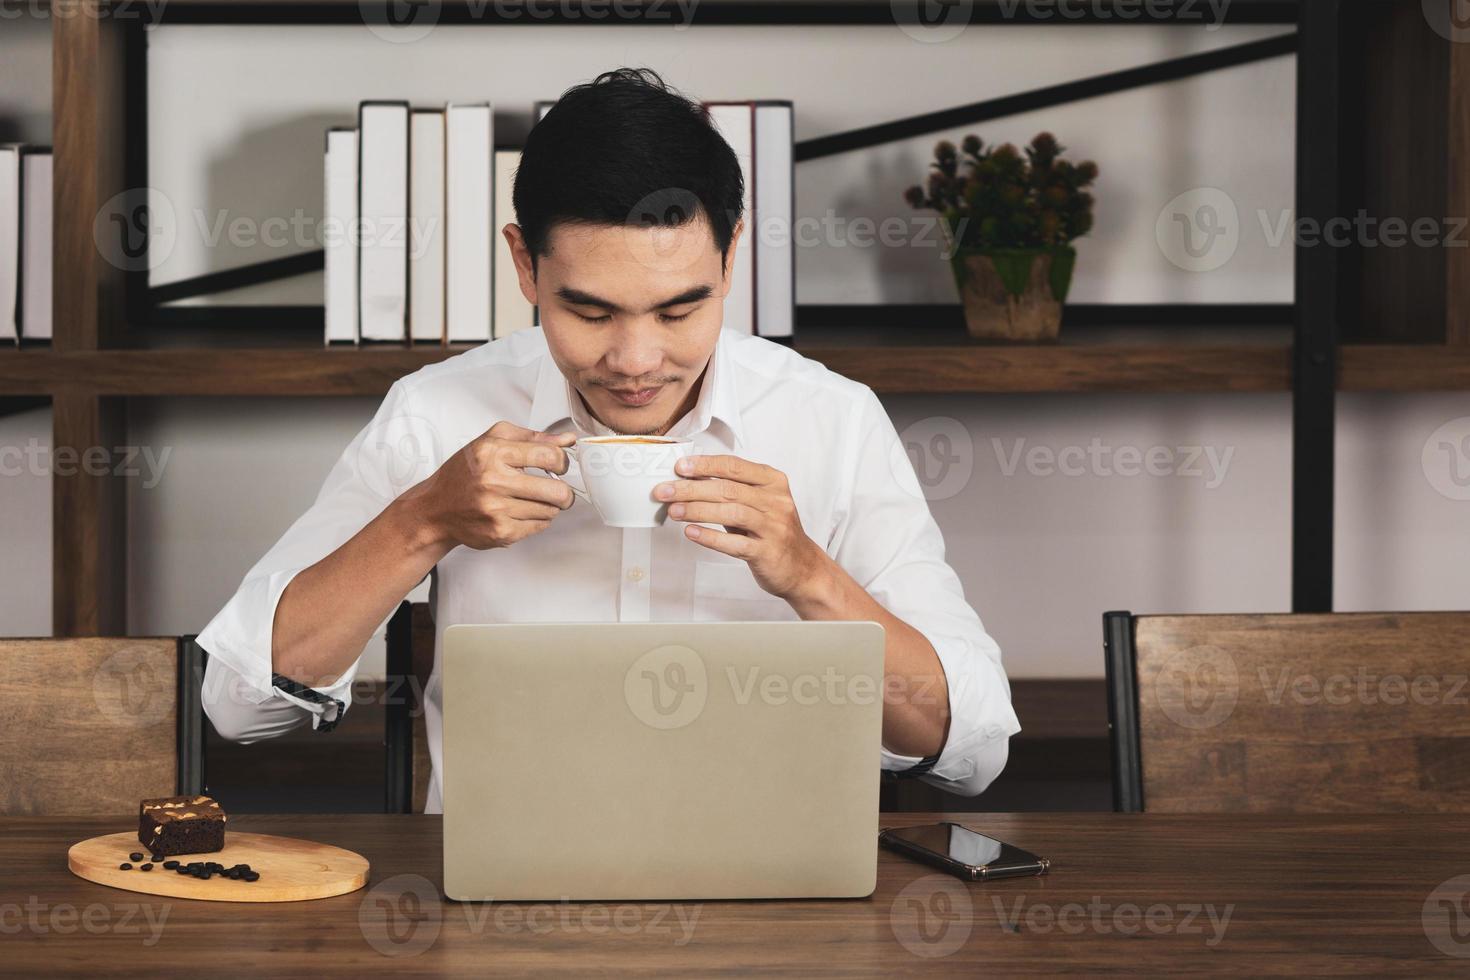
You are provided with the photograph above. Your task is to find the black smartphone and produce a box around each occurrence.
[878,823,1050,882]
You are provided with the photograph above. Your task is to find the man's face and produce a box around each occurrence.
[503,213,741,437]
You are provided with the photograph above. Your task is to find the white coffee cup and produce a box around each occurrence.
[548,435,696,528]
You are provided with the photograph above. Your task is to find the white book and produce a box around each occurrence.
[446,102,492,343]
[20,148,51,341]
[493,149,534,340]
[410,110,446,343]
[358,101,410,342]
[324,128,359,345]
[753,102,794,340]
[0,145,19,344]
[705,103,755,335]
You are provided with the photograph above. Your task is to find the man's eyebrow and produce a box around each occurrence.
[553,283,715,314]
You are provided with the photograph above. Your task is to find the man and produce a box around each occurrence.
[198,68,1019,813]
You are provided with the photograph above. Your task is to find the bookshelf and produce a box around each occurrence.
[11,0,1470,636]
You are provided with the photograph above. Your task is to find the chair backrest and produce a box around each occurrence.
[385,601,435,813]
[0,637,205,816]
[1105,611,1470,813]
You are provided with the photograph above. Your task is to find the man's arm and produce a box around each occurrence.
[197,381,579,739]
[658,386,1019,796]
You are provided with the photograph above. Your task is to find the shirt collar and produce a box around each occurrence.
[526,329,745,451]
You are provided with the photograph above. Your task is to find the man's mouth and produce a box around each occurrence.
[607,386,663,407]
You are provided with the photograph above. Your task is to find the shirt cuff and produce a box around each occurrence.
[195,565,359,733]
[881,630,1021,791]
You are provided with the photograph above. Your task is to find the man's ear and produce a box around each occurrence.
[719,217,745,297]
[502,223,538,306]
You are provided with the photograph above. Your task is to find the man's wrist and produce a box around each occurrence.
[387,487,455,560]
[783,546,849,619]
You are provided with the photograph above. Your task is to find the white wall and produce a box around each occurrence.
[2,21,1465,677]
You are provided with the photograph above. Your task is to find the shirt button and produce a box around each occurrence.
[627,566,645,582]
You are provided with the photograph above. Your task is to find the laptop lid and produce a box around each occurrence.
[441,621,885,901]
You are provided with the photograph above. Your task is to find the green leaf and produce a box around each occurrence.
[1048,246,1077,303]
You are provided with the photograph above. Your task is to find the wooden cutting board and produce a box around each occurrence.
[68,830,370,903]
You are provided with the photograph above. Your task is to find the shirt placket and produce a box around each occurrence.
[618,526,652,622]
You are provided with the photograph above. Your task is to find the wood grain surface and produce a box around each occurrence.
[67,831,369,903]
[3,812,1468,975]
[1135,612,1470,812]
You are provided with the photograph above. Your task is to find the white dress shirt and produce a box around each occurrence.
[197,327,1021,812]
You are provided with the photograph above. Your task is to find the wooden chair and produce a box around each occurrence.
[0,637,206,815]
[385,601,435,813]
[1104,611,1470,813]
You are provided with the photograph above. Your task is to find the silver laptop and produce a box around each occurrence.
[441,621,885,901]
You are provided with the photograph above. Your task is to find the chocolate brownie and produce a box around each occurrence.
[138,795,227,856]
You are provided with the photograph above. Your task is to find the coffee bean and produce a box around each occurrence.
[163,861,179,870]
[118,863,132,870]
[129,853,143,862]
[140,864,153,872]
[243,872,259,882]
[150,854,164,863]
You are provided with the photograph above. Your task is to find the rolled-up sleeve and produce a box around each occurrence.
[196,380,437,741]
[827,387,1021,797]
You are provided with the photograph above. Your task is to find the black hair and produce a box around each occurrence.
[513,67,745,272]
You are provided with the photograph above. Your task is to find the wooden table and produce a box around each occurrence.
[4,812,1467,975]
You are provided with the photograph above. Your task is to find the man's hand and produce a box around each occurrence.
[655,454,828,601]
[402,421,577,551]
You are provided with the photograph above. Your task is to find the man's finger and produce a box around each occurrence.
[675,453,771,485]
[485,420,577,446]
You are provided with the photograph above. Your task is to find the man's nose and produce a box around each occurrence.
[603,330,664,379]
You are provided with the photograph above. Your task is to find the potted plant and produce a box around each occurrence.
[904,133,1098,343]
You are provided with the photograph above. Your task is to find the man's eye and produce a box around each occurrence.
[574,311,612,323]
[659,311,693,323]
